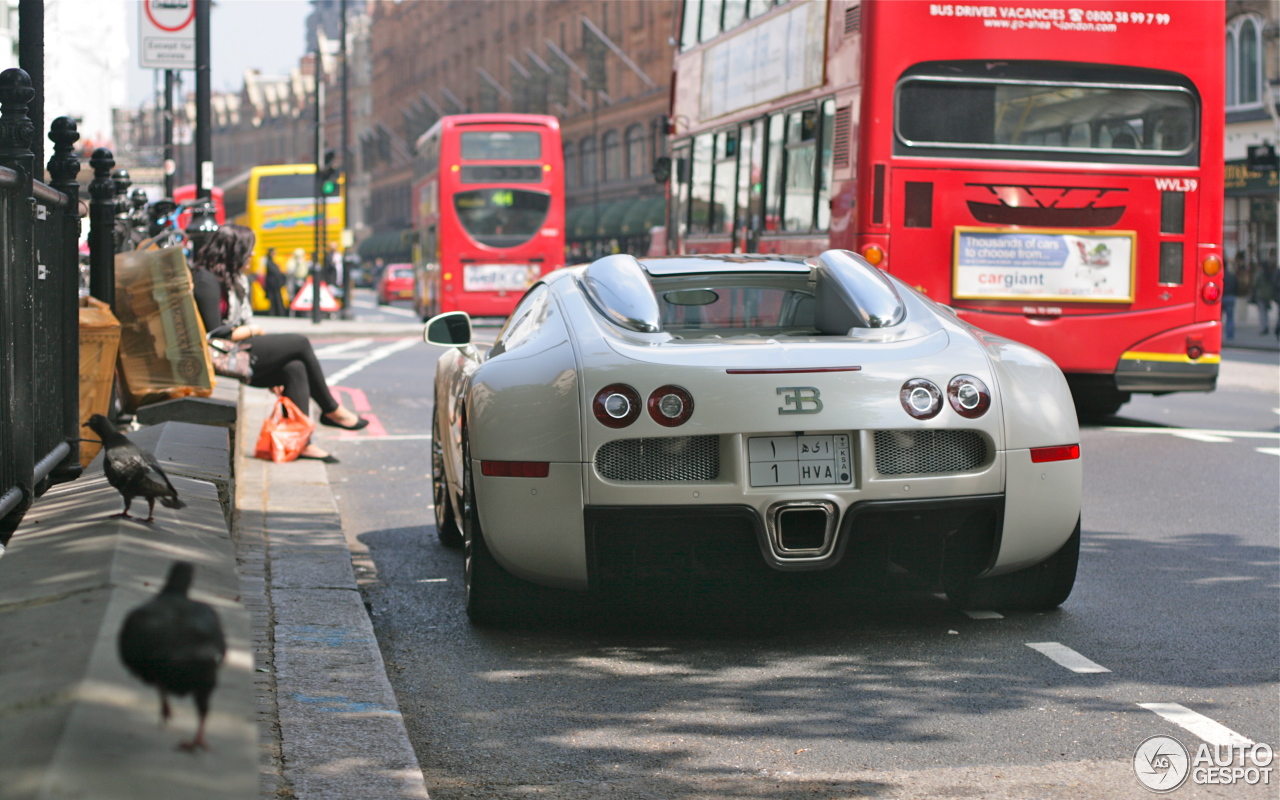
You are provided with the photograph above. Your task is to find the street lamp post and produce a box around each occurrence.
[185,0,218,254]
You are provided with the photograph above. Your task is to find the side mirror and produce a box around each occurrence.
[652,156,671,184]
[424,311,473,347]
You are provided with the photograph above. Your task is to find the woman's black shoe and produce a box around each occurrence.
[298,452,340,463]
[320,414,369,431]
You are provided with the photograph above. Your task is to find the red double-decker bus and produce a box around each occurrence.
[667,0,1223,417]
[411,114,565,320]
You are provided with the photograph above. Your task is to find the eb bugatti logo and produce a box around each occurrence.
[777,387,822,415]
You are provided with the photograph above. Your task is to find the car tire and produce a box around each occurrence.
[461,427,539,627]
[945,517,1080,611]
[377,293,387,306]
[432,404,462,548]
[1072,387,1129,421]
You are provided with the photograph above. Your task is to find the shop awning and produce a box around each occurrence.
[566,195,667,241]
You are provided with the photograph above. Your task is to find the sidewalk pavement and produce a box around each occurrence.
[1225,300,1280,354]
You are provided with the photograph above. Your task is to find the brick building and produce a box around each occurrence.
[361,0,679,261]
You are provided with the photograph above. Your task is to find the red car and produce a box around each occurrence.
[376,263,415,305]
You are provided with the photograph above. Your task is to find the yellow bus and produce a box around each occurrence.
[221,164,344,266]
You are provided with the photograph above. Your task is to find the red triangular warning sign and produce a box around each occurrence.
[290,278,341,312]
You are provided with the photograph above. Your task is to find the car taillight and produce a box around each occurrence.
[647,385,693,427]
[592,384,641,428]
[1030,444,1080,463]
[481,461,550,478]
[861,244,885,266]
[947,375,990,418]
[1201,282,1221,303]
[900,378,942,419]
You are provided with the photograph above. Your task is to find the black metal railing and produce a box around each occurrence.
[0,67,94,547]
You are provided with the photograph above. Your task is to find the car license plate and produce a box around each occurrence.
[748,434,852,487]
[463,264,531,293]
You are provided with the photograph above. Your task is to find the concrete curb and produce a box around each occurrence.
[0,423,256,800]
[236,386,430,800]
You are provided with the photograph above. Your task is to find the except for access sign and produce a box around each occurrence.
[953,226,1135,303]
[140,0,195,70]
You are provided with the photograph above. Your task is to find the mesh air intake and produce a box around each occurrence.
[874,430,988,476]
[595,436,720,481]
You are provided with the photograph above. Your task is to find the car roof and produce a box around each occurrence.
[638,254,812,276]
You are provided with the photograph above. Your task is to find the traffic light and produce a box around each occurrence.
[318,149,340,196]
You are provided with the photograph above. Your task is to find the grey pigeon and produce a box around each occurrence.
[84,413,186,523]
[118,561,226,751]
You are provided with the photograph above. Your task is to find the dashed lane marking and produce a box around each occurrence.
[1138,703,1255,746]
[964,610,1004,619]
[331,434,432,442]
[314,338,373,358]
[1258,448,1280,457]
[1105,427,1280,443]
[1026,642,1111,673]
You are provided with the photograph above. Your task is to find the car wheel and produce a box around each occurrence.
[461,427,537,627]
[945,517,1080,611]
[377,292,387,306]
[432,404,462,548]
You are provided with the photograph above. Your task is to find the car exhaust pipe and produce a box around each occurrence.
[763,500,839,568]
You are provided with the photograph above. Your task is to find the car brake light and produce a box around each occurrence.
[1201,282,1221,303]
[593,384,641,428]
[647,385,694,427]
[900,378,942,419]
[481,460,550,478]
[947,375,990,419]
[1030,444,1080,463]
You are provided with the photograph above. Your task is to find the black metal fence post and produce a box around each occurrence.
[47,116,80,482]
[87,147,115,308]
[0,67,37,545]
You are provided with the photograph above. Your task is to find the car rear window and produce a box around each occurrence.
[391,267,414,279]
[650,276,816,333]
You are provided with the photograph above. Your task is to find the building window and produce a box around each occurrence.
[579,136,597,187]
[626,124,646,179]
[1227,15,1264,110]
[564,143,576,188]
[602,129,622,182]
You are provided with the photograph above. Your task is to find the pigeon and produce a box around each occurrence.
[118,561,226,751]
[84,413,186,523]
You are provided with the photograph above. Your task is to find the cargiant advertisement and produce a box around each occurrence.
[953,227,1135,302]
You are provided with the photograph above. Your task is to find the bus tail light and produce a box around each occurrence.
[862,244,885,266]
[1030,444,1080,463]
[1202,254,1222,276]
[647,385,694,427]
[481,461,550,478]
[593,384,641,428]
[1201,282,1221,304]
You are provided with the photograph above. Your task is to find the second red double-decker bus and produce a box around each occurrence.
[667,0,1223,417]
[411,114,565,320]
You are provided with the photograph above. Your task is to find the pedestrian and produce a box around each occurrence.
[191,224,368,463]
[286,247,309,301]
[1221,259,1237,341]
[263,247,288,317]
[1251,254,1274,335]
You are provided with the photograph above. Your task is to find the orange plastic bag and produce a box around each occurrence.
[254,396,316,463]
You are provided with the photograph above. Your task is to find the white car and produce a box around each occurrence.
[427,250,1082,626]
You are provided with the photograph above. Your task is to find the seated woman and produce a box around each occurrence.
[191,224,366,463]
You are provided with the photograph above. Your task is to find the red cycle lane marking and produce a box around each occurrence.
[329,386,389,438]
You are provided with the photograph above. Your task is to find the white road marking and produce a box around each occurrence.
[1026,642,1111,673]
[325,338,419,386]
[1189,575,1257,585]
[1105,427,1280,442]
[1138,703,1254,746]
[964,610,1003,619]
[416,578,449,583]
[332,434,432,442]
[1258,447,1280,457]
[374,304,420,318]
[314,338,373,358]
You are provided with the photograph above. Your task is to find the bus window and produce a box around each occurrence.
[783,108,817,231]
[460,131,542,161]
[816,99,836,232]
[258,173,339,200]
[763,114,784,232]
[712,130,738,235]
[453,188,551,248]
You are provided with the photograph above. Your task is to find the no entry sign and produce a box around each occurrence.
[139,0,195,69]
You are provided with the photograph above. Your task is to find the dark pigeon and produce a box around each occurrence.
[118,561,226,751]
[84,413,186,523]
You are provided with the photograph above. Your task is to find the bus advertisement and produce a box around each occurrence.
[222,164,344,268]
[410,114,565,320]
[667,0,1223,417]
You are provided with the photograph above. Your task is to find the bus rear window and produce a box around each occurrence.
[453,189,550,247]
[258,173,339,200]
[895,61,1198,164]
[460,131,542,161]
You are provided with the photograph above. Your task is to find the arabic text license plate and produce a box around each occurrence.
[748,434,853,487]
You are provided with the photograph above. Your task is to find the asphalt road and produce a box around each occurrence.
[314,290,1279,799]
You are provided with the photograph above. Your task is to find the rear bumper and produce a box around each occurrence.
[1114,355,1218,393]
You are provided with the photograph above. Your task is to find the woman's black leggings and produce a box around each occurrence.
[245,333,339,415]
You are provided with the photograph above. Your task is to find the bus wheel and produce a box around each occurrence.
[1073,388,1129,421]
